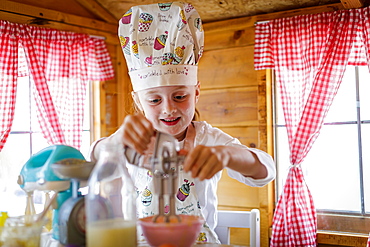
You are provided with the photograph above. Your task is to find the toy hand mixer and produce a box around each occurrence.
[124,131,186,223]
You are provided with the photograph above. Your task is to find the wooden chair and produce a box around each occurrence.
[215,209,260,247]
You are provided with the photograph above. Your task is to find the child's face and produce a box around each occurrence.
[134,84,200,140]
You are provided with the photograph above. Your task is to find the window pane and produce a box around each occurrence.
[359,66,370,120]
[304,124,361,212]
[0,134,31,216]
[83,82,91,131]
[275,89,286,126]
[30,132,50,155]
[81,131,91,159]
[29,76,42,132]
[359,65,370,213]
[324,66,357,123]
[11,77,30,131]
[275,127,290,196]
[362,124,370,213]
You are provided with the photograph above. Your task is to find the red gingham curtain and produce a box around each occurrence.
[0,20,114,151]
[255,7,370,246]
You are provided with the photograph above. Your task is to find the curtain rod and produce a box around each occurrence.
[254,20,270,26]
[90,34,106,40]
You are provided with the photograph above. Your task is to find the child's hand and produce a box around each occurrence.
[183,145,229,181]
[113,113,155,154]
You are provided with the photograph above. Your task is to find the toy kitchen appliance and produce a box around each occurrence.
[17,144,94,246]
[52,157,95,246]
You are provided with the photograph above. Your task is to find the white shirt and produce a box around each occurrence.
[188,121,276,231]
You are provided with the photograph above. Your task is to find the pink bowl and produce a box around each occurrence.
[139,215,204,247]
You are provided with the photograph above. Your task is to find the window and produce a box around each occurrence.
[0,75,92,216]
[0,20,114,218]
[274,66,370,233]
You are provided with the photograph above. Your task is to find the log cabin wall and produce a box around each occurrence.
[2,1,363,246]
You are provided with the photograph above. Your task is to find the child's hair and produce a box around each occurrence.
[193,108,200,121]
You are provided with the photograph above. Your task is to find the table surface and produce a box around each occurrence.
[41,232,246,247]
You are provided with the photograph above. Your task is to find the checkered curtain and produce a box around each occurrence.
[255,6,370,246]
[0,20,114,151]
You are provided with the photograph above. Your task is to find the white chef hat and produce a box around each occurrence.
[118,2,204,92]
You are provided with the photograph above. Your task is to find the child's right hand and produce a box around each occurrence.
[112,113,155,154]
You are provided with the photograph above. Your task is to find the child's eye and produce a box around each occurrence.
[148,98,161,104]
[174,94,187,101]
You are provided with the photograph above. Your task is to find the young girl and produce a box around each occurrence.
[90,2,275,243]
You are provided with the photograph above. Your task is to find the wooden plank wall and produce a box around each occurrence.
[200,16,271,246]
[201,11,276,245]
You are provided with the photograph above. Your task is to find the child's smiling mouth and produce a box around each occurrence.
[161,117,181,126]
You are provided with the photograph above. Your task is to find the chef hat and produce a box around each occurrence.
[118,2,204,92]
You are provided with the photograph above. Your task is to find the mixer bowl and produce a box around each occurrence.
[139,215,204,247]
[51,159,95,180]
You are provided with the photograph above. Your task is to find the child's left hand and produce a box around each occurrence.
[183,145,229,181]
[182,145,268,180]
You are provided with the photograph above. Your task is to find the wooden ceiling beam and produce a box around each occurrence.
[74,0,117,24]
[0,0,116,33]
[340,0,365,9]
